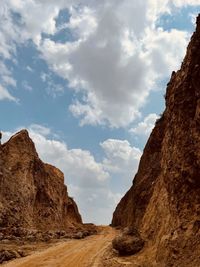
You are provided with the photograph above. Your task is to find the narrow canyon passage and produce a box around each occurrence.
[4,227,116,267]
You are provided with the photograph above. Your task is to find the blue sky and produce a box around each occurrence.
[1,0,200,224]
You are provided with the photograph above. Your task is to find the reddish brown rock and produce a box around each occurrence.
[0,130,82,234]
[112,14,200,266]
[0,249,21,264]
[112,227,144,255]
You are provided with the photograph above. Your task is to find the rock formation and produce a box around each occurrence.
[112,227,144,256]
[0,130,82,234]
[112,14,200,266]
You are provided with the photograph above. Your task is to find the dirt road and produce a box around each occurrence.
[4,227,116,267]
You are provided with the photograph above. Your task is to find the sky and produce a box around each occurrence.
[1,0,200,225]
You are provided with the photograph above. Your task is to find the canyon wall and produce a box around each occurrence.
[0,130,82,232]
[112,15,200,266]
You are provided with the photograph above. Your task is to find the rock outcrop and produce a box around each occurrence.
[0,130,82,234]
[112,15,200,266]
[112,227,144,256]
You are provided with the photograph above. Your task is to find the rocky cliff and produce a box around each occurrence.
[0,130,82,233]
[112,15,200,266]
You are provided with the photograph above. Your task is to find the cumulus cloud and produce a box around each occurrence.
[1,0,198,124]
[143,29,189,80]
[130,113,159,136]
[69,184,122,224]
[38,1,191,127]
[2,125,141,224]
[101,139,141,174]
[2,126,109,189]
[100,139,142,192]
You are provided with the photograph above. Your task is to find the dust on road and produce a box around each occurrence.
[4,226,116,267]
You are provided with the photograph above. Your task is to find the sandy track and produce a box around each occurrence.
[4,227,115,267]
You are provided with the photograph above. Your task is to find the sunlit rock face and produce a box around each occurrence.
[0,129,82,232]
[112,15,200,266]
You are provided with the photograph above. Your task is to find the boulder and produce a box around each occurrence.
[0,249,20,264]
[112,228,144,255]
[74,231,84,239]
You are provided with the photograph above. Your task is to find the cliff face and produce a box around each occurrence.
[112,15,200,266]
[0,130,82,232]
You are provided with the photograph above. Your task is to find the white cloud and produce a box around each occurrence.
[7,0,60,45]
[189,11,200,25]
[40,72,64,97]
[1,131,12,144]
[100,139,141,191]
[172,0,200,7]
[38,1,191,127]
[26,66,34,72]
[67,6,98,40]
[101,139,141,174]
[2,126,141,224]
[0,4,18,59]
[29,124,51,136]
[0,62,17,99]
[22,81,33,91]
[69,184,122,224]
[0,0,199,224]
[143,28,189,80]
[0,0,199,122]
[130,113,159,136]
[39,2,152,127]
[0,84,17,101]
[0,2,20,101]
[0,61,16,84]
[29,129,141,223]
[30,133,109,189]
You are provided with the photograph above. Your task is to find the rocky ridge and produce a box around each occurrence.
[111,14,200,266]
[0,129,82,235]
[0,130,99,264]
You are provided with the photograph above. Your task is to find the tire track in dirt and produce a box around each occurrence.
[4,226,116,267]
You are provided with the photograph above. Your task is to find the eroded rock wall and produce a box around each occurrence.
[0,130,82,232]
[112,15,200,266]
